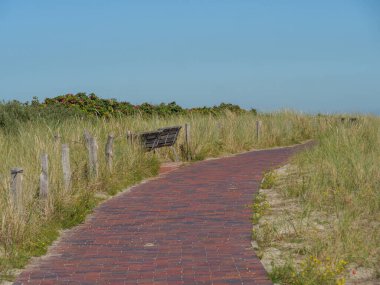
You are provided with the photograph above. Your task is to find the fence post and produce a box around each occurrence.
[84,130,99,178]
[127,130,133,144]
[105,133,114,172]
[39,153,49,199]
[10,167,23,212]
[54,133,61,153]
[256,120,262,141]
[185,123,191,161]
[62,144,71,191]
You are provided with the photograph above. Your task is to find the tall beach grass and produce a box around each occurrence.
[265,115,380,284]
[0,111,317,278]
[285,115,380,267]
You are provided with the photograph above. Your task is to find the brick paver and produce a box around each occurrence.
[15,143,312,285]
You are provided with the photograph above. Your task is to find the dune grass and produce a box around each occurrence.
[257,115,380,284]
[286,116,380,265]
[0,111,316,279]
[2,109,377,284]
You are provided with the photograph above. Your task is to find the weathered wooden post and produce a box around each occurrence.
[256,120,262,141]
[127,130,133,144]
[185,123,191,161]
[61,144,71,191]
[10,167,23,212]
[105,133,114,172]
[84,130,99,178]
[39,153,49,199]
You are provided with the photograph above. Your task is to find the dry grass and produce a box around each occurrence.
[284,116,380,269]
[252,115,380,284]
[2,110,376,284]
[0,111,317,279]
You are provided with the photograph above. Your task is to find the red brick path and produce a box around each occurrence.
[15,143,311,285]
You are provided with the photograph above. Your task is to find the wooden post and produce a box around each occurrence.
[105,134,114,172]
[10,167,23,212]
[90,136,99,178]
[84,129,92,146]
[84,130,99,178]
[39,153,48,199]
[256,120,262,141]
[185,123,191,161]
[54,133,61,153]
[127,130,133,144]
[62,144,71,191]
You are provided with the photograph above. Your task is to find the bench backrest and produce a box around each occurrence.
[139,125,182,151]
[139,130,162,151]
[156,126,182,148]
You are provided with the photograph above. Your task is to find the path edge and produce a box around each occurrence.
[9,140,315,283]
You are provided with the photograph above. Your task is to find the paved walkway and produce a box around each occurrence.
[15,143,311,285]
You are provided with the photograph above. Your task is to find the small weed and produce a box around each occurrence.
[252,221,277,248]
[270,256,347,285]
[252,193,270,224]
[261,171,277,189]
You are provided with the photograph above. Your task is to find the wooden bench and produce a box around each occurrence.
[139,126,182,161]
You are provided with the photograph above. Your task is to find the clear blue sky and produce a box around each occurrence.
[0,0,379,113]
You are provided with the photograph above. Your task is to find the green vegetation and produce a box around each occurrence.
[260,170,277,189]
[283,117,380,270]
[252,193,270,225]
[1,94,378,284]
[0,118,159,280]
[270,257,347,285]
[251,115,380,284]
[0,96,315,280]
[0,93,255,134]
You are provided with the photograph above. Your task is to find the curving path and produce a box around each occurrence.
[15,142,312,285]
